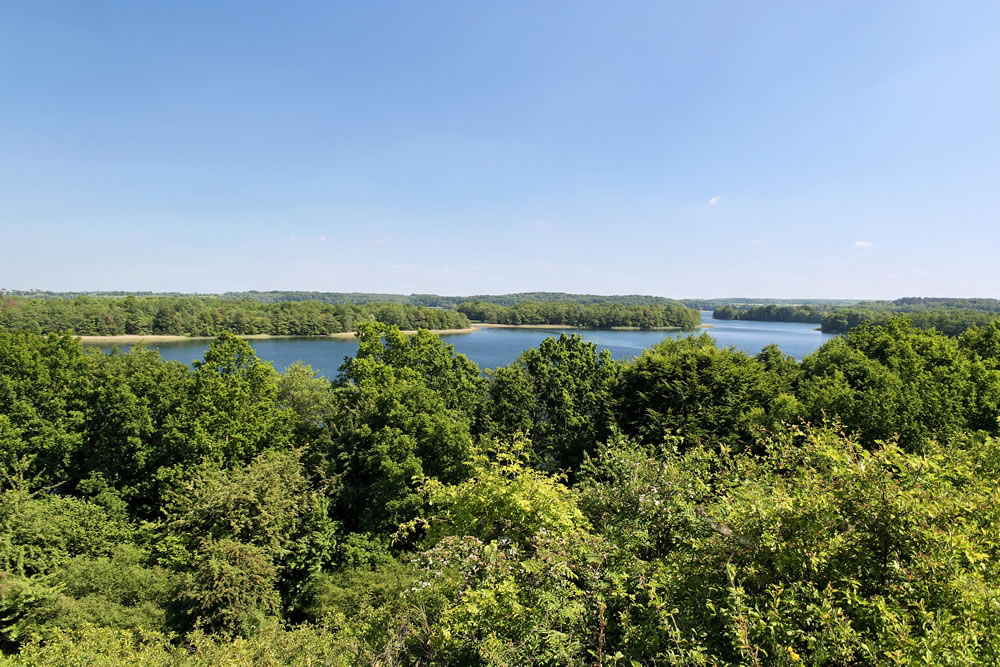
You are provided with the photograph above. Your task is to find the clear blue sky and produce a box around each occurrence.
[2,1,998,298]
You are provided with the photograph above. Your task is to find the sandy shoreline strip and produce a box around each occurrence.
[77,327,479,345]
[471,323,585,329]
[472,323,709,331]
[76,323,709,344]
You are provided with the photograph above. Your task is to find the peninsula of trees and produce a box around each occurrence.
[713,303,828,323]
[457,300,701,329]
[0,294,702,337]
[0,289,697,308]
[820,298,1000,335]
[711,298,1000,336]
[2,317,1000,663]
[0,296,470,337]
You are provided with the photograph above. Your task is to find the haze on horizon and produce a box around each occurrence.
[2,2,998,299]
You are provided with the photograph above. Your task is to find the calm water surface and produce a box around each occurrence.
[93,312,835,378]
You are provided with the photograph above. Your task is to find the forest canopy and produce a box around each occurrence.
[2,318,1000,663]
[710,298,1000,336]
[0,290,695,308]
[713,303,827,323]
[457,300,702,329]
[0,295,702,337]
[0,296,470,337]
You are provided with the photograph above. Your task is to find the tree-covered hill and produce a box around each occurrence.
[458,300,702,329]
[0,294,702,335]
[0,296,469,336]
[0,289,694,308]
[713,303,829,323]
[708,298,1000,336]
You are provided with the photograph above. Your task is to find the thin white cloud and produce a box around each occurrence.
[318,235,326,242]
[855,240,874,248]
[751,239,763,245]
[708,196,722,206]
[391,263,420,273]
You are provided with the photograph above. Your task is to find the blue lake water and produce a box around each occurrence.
[91,312,834,378]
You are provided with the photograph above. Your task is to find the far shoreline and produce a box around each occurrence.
[77,327,479,345]
[76,322,712,345]
[470,322,710,331]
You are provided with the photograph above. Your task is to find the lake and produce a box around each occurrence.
[90,312,835,378]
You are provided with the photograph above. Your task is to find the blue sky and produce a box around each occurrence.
[2,1,998,298]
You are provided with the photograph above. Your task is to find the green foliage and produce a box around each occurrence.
[164,332,292,465]
[397,449,609,665]
[0,546,176,652]
[459,299,701,329]
[798,320,989,449]
[346,322,486,422]
[576,433,713,560]
[299,556,416,626]
[276,361,336,449]
[157,449,339,621]
[0,487,134,577]
[2,318,1000,662]
[331,324,476,533]
[714,303,827,323]
[0,332,95,488]
[615,333,787,451]
[407,440,591,549]
[821,306,1000,336]
[9,622,365,666]
[3,289,694,308]
[705,297,1000,336]
[408,534,606,665]
[574,428,1000,664]
[181,538,281,637]
[161,450,332,560]
[0,295,470,336]
[75,346,189,510]
[484,334,619,472]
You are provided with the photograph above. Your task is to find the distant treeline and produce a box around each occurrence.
[0,296,470,336]
[2,290,693,308]
[821,308,1000,336]
[713,304,827,323]
[686,298,857,310]
[866,297,1000,312]
[458,300,702,329]
[710,298,1000,336]
[225,291,692,308]
[820,299,1000,335]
